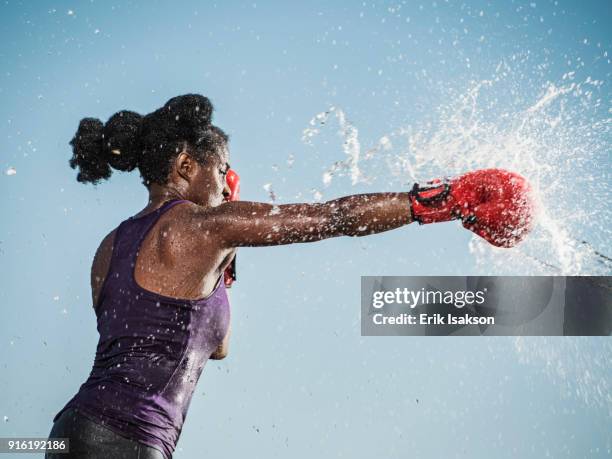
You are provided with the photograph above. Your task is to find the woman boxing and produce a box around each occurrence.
[46,94,533,459]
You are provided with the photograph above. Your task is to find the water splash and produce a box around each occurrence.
[513,337,612,416]
[303,67,611,276]
[262,183,277,203]
[301,66,611,416]
[303,107,362,186]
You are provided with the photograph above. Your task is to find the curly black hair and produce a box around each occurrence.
[68,94,229,186]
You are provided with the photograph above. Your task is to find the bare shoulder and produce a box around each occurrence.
[150,200,233,264]
[166,200,233,237]
[91,227,117,306]
[93,228,117,272]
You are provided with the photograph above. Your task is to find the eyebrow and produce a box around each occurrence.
[224,162,231,172]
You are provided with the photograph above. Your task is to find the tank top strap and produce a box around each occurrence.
[124,199,190,264]
[127,199,188,253]
[105,200,191,290]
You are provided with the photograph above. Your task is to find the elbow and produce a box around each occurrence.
[210,343,229,360]
[210,350,228,360]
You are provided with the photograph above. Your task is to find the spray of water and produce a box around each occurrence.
[303,68,611,276]
[301,66,611,414]
[514,336,612,417]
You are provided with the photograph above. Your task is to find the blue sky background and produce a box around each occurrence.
[1,1,611,458]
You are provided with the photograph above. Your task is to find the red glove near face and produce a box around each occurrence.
[225,169,240,201]
[223,169,240,287]
[408,169,534,248]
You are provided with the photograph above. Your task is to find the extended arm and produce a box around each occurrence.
[200,192,413,248]
[194,168,533,249]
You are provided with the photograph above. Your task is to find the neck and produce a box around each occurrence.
[146,184,189,208]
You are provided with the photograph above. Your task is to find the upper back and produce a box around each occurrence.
[90,199,234,309]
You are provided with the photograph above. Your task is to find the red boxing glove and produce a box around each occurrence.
[226,169,240,201]
[408,169,534,248]
[223,169,240,288]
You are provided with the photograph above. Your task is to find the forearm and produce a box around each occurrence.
[328,192,413,237]
[209,192,414,247]
[239,193,413,244]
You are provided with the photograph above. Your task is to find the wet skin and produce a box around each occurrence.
[90,145,414,358]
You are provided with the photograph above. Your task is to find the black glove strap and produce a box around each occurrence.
[409,181,451,205]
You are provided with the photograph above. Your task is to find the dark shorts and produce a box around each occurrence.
[45,407,166,459]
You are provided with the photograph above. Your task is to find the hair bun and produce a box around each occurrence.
[71,93,228,186]
[103,110,143,171]
[163,94,213,141]
[69,117,111,184]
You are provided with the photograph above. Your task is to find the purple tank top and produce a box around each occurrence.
[53,199,231,459]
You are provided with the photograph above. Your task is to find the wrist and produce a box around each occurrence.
[408,180,460,224]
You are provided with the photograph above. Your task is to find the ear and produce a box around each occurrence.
[174,150,198,183]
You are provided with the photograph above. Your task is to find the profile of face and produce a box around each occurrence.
[172,145,231,208]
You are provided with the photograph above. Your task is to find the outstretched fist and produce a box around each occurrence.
[408,168,535,248]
